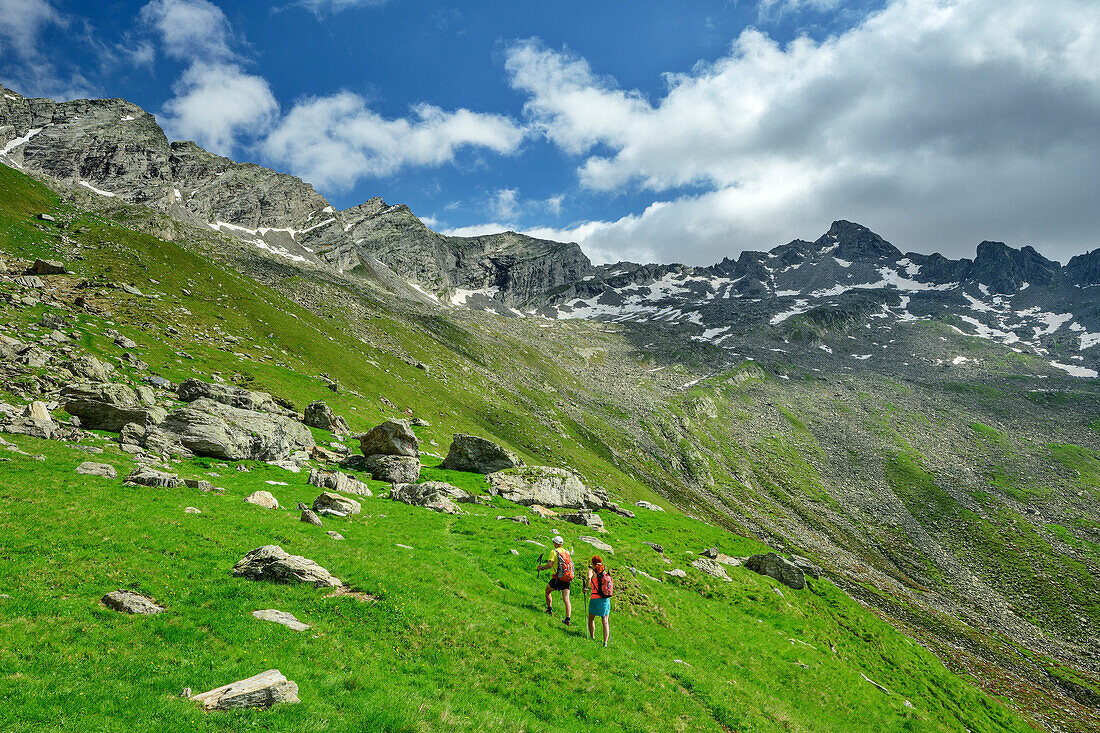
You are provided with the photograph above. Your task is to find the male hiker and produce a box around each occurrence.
[537,535,574,625]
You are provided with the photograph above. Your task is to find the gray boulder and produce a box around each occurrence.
[691,557,732,581]
[303,401,350,435]
[579,536,615,554]
[745,553,807,590]
[102,589,164,614]
[125,467,182,488]
[345,454,419,484]
[232,545,342,588]
[61,383,164,432]
[790,555,823,580]
[28,258,67,275]
[176,378,288,415]
[243,491,279,509]
[312,491,361,517]
[76,461,117,478]
[1,401,58,439]
[635,500,664,512]
[61,355,113,382]
[358,419,418,457]
[190,669,300,711]
[560,512,606,533]
[300,509,323,526]
[390,481,465,514]
[157,398,314,461]
[440,434,522,473]
[486,467,604,509]
[307,467,371,496]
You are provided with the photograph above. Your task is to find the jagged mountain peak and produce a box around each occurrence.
[970,239,1060,293]
[816,219,903,261]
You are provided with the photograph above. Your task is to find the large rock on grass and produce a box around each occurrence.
[441,434,522,473]
[560,512,606,533]
[126,467,182,488]
[232,545,342,588]
[745,552,807,590]
[190,669,300,711]
[102,589,164,614]
[177,378,288,415]
[303,401,350,435]
[312,491,361,517]
[61,383,165,432]
[76,461,117,478]
[390,481,465,514]
[308,467,371,496]
[358,419,418,457]
[343,453,419,484]
[157,398,313,461]
[692,557,732,581]
[487,466,604,510]
[244,491,279,509]
[1,401,58,439]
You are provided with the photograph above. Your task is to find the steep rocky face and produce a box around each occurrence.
[1,85,172,204]
[1066,248,1100,287]
[967,240,1060,293]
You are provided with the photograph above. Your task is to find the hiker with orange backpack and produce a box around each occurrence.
[587,555,613,646]
[536,536,574,625]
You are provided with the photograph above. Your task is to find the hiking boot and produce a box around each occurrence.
[545,606,553,615]
[563,617,572,626]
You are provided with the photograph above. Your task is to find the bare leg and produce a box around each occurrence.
[587,614,596,639]
[544,585,553,611]
[601,615,610,644]
[562,588,572,619]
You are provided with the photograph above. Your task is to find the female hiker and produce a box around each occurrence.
[587,555,613,646]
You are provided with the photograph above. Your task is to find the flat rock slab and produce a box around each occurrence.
[233,545,342,588]
[102,589,164,614]
[76,461,117,478]
[190,669,300,711]
[579,536,614,555]
[252,609,310,631]
[665,569,687,578]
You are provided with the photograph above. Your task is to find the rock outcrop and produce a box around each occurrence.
[486,467,608,510]
[390,481,465,514]
[745,553,807,590]
[232,545,341,588]
[177,378,289,415]
[156,398,314,461]
[102,589,164,614]
[344,453,419,484]
[76,461,117,478]
[441,434,522,473]
[61,383,164,432]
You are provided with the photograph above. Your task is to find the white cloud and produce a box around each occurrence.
[0,0,94,99]
[490,188,520,219]
[140,0,233,61]
[505,0,1100,264]
[160,61,278,155]
[758,0,843,20]
[295,0,389,15]
[441,222,512,238]
[261,91,526,189]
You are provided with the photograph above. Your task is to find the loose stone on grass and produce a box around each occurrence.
[75,461,116,478]
[312,491,361,517]
[232,545,342,588]
[252,609,310,632]
[579,535,614,555]
[244,491,279,509]
[190,669,300,711]
[102,589,164,615]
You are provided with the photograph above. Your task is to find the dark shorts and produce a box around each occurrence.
[548,577,571,591]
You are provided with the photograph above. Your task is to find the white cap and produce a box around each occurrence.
[552,536,564,545]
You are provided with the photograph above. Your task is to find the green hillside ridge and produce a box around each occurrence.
[2,161,1098,730]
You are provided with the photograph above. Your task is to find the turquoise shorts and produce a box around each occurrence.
[588,597,611,617]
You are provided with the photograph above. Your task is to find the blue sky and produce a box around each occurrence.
[2,0,1099,265]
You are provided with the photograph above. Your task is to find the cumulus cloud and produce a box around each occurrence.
[0,0,94,98]
[161,61,279,154]
[505,0,1100,264]
[261,91,526,189]
[140,0,234,61]
[141,0,275,155]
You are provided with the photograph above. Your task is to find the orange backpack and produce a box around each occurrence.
[555,549,575,583]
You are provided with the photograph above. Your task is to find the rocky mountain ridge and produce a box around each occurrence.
[3,84,1099,380]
